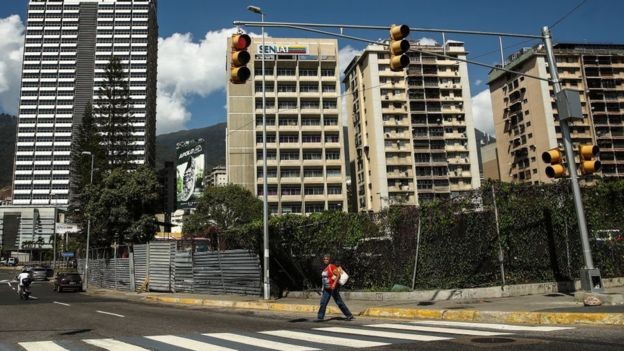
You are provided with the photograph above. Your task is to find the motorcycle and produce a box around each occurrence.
[19,285,31,300]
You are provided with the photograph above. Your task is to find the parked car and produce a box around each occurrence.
[0,258,6,266]
[7,257,18,266]
[54,272,83,292]
[30,266,48,281]
[44,266,54,278]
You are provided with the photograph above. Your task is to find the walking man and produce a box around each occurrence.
[316,254,354,322]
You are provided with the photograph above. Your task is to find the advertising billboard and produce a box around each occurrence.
[176,138,206,209]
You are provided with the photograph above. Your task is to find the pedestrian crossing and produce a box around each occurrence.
[14,320,574,351]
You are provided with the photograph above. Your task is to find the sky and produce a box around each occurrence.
[0,0,622,136]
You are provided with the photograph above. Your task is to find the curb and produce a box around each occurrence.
[144,295,342,315]
[143,295,624,326]
[360,307,624,326]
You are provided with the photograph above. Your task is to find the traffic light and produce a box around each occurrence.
[578,144,601,175]
[389,24,410,71]
[542,148,566,178]
[230,34,251,84]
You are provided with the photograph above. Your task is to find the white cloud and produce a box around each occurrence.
[415,37,438,46]
[0,15,25,116]
[475,79,483,86]
[338,45,362,79]
[471,89,495,136]
[156,28,244,134]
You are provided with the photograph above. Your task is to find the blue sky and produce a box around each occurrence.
[0,0,622,135]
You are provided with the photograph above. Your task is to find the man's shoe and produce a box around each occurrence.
[346,315,355,321]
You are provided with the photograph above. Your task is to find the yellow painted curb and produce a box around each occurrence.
[360,307,624,326]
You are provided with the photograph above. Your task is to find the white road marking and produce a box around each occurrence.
[96,310,125,318]
[53,301,70,306]
[367,323,512,336]
[19,341,69,351]
[84,338,150,351]
[208,332,320,351]
[0,279,7,283]
[146,335,236,351]
[314,327,452,342]
[28,295,38,300]
[261,330,389,348]
[412,320,575,332]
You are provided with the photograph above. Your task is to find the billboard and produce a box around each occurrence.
[176,138,206,209]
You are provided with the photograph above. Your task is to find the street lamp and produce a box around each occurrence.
[81,151,94,291]
[247,4,270,300]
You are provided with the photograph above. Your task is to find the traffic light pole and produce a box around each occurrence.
[260,12,270,301]
[542,26,601,292]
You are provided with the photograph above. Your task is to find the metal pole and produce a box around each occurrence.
[542,26,598,290]
[232,21,543,39]
[261,12,270,300]
[498,36,505,68]
[83,153,94,291]
[491,184,506,287]
[411,216,421,291]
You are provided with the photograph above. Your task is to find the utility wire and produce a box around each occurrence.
[550,0,589,29]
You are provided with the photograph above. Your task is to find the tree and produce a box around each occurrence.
[69,103,107,216]
[183,185,262,238]
[83,165,161,247]
[94,56,135,170]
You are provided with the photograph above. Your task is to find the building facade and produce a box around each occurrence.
[12,0,158,206]
[343,41,480,212]
[226,37,348,214]
[205,166,227,187]
[489,43,624,183]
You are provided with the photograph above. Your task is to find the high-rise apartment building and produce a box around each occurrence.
[489,43,624,183]
[344,41,480,212]
[226,37,348,214]
[12,0,158,206]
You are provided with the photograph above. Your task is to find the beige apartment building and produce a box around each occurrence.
[226,37,347,214]
[344,41,480,212]
[489,43,624,184]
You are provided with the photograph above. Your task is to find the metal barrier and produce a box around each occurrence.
[80,242,261,296]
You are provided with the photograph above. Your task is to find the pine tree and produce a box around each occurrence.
[94,56,135,169]
[69,103,106,222]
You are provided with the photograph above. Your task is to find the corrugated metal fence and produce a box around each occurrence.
[78,258,132,291]
[81,242,261,296]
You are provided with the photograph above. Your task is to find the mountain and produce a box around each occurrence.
[0,114,17,188]
[155,123,227,171]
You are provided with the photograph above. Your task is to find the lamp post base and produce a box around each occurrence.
[580,268,603,293]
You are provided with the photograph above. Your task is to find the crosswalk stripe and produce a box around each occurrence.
[207,333,320,351]
[18,341,68,351]
[145,335,237,351]
[314,327,452,342]
[411,320,575,332]
[261,330,390,348]
[83,338,150,351]
[367,323,512,336]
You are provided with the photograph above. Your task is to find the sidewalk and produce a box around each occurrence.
[88,286,624,327]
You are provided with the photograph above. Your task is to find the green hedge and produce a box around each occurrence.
[223,179,624,291]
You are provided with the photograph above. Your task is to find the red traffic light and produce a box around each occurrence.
[232,34,251,50]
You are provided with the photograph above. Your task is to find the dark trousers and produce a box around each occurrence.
[317,287,352,320]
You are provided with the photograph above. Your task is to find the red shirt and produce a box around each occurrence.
[323,264,338,290]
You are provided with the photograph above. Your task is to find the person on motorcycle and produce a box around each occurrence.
[16,269,32,296]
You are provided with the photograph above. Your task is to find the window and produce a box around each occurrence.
[304,168,323,177]
[326,151,340,160]
[326,168,341,177]
[321,69,334,76]
[304,186,324,195]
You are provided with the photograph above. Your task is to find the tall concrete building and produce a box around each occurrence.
[489,43,624,184]
[344,41,480,212]
[226,37,348,214]
[12,0,158,206]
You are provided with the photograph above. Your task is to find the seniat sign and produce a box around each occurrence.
[258,44,308,55]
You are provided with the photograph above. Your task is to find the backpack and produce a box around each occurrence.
[21,277,32,286]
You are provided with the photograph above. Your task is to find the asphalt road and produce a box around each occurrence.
[1,270,623,351]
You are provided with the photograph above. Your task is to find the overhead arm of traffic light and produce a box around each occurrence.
[230,34,251,84]
[578,144,601,175]
[389,24,410,71]
[542,148,566,178]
